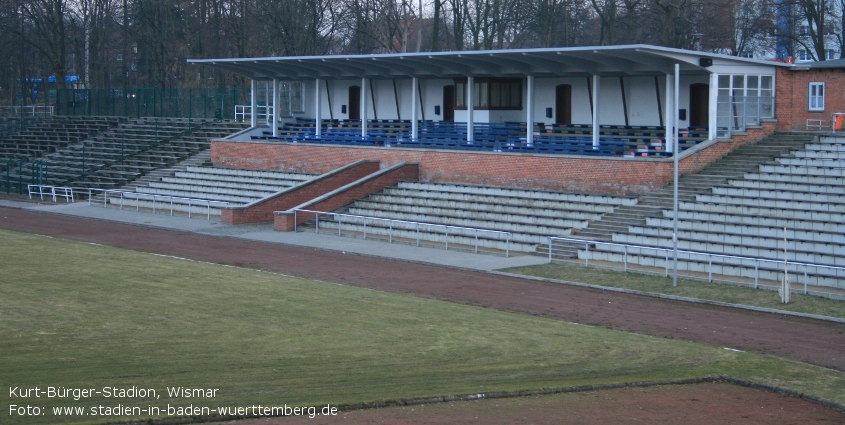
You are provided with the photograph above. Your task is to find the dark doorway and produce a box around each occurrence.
[443,85,455,121]
[689,83,709,127]
[555,84,572,124]
[348,85,361,120]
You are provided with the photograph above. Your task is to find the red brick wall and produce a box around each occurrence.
[777,67,845,130]
[220,160,381,225]
[274,163,420,231]
[213,135,772,196]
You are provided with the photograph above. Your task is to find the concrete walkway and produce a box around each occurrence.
[13,200,548,272]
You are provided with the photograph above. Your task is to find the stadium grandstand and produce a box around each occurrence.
[3,44,843,297]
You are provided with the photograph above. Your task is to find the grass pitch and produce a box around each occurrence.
[1,229,843,424]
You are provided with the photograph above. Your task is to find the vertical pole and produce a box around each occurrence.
[591,75,601,148]
[361,78,368,139]
[466,76,474,142]
[526,75,535,146]
[315,79,322,137]
[411,77,419,140]
[673,63,680,287]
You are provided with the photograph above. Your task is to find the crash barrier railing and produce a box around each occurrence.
[294,209,511,257]
[548,236,845,295]
[28,184,74,202]
[87,188,229,220]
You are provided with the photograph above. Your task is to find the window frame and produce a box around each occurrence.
[453,78,523,110]
[809,82,825,111]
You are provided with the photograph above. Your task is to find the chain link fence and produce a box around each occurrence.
[56,88,250,120]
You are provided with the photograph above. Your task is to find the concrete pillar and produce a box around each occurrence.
[272,79,280,138]
[591,75,601,148]
[411,77,418,140]
[315,79,322,137]
[709,72,718,141]
[665,74,675,154]
[361,77,368,139]
[250,80,257,128]
[526,75,535,146]
[467,76,474,142]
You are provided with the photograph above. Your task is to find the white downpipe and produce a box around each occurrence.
[672,63,680,287]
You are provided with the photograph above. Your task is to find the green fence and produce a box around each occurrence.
[56,87,250,119]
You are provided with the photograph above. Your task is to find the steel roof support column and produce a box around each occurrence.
[467,76,474,143]
[250,79,257,128]
[315,78,322,137]
[264,82,270,126]
[361,77,369,139]
[526,75,535,146]
[591,75,601,148]
[665,74,675,154]
[411,77,418,140]
[272,79,280,138]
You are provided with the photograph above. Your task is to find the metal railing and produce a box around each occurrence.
[294,209,512,257]
[548,236,845,295]
[28,184,74,202]
[0,106,55,117]
[87,188,229,220]
[234,105,270,123]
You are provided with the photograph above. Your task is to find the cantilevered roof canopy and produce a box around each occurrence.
[188,44,785,81]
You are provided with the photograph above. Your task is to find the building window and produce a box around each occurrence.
[825,49,837,60]
[797,49,813,61]
[454,78,522,110]
[809,82,825,111]
[278,81,305,117]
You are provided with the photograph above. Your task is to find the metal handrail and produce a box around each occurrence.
[87,188,230,220]
[548,236,845,294]
[295,209,512,257]
[28,184,74,202]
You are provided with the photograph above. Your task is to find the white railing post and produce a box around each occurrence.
[624,245,628,272]
[363,218,367,240]
[475,229,479,254]
[444,227,448,250]
[294,210,298,232]
[207,201,211,220]
[315,212,319,233]
[388,221,392,243]
[585,243,590,267]
[152,195,156,214]
[708,255,713,283]
[103,191,108,208]
[188,199,192,218]
[170,198,174,216]
[88,188,92,205]
[416,223,420,246]
[754,261,759,289]
[506,234,510,258]
[548,237,553,263]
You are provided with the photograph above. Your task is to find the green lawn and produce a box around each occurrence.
[1,229,843,424]
[501,263,845,319]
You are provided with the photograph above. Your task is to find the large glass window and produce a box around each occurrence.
[454,78,522,110]
[809,82,825,111]
[278,81,305,117]
[716,74,776,137]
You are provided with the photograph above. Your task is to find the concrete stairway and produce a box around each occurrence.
[545,132,818,259]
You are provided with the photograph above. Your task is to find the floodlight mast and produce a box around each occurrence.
[673,63,680,287]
